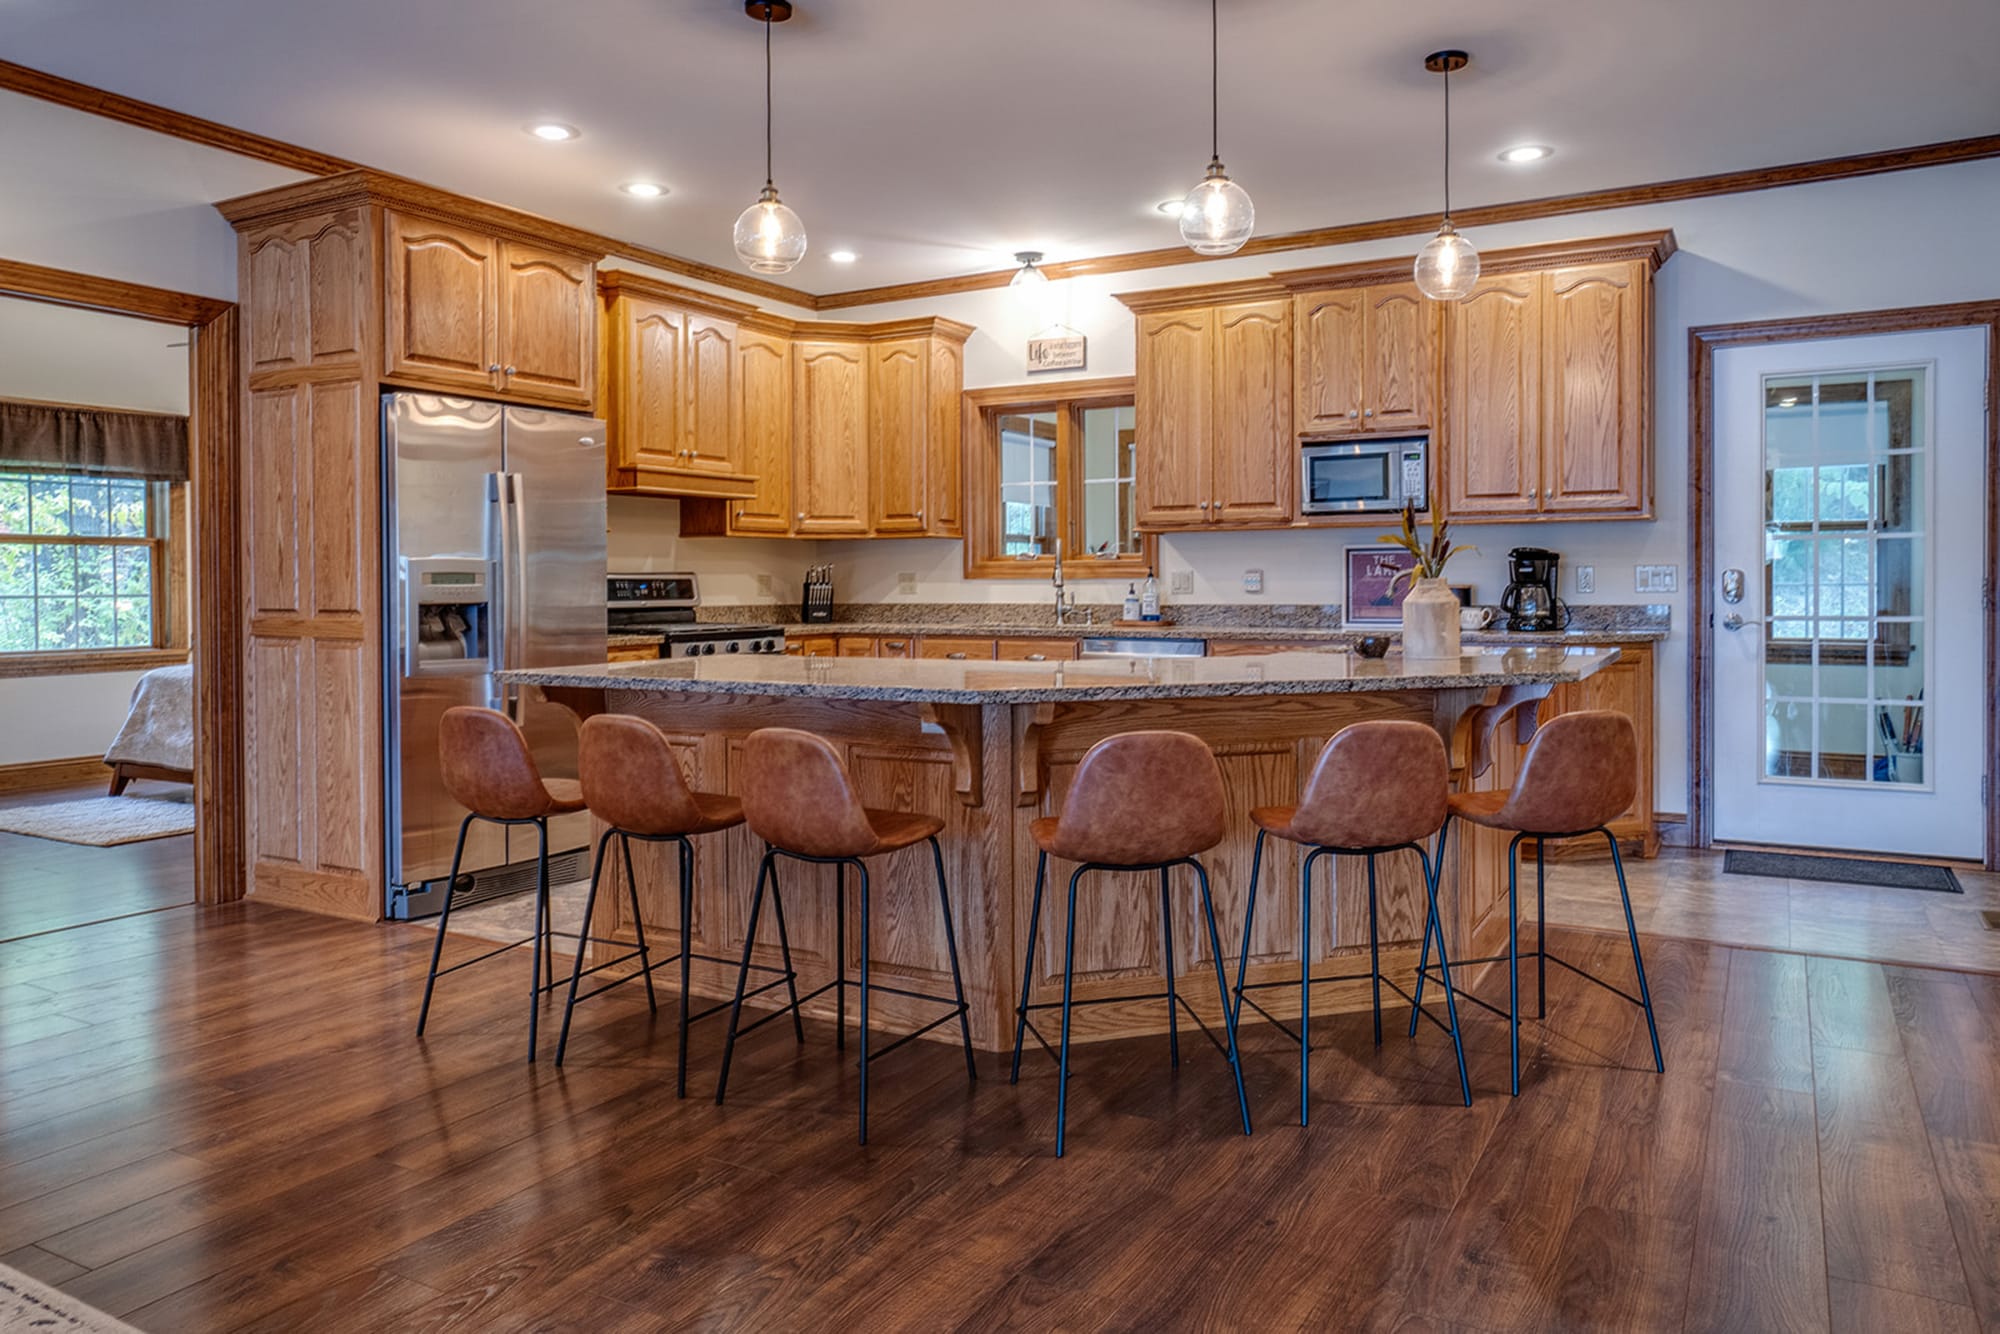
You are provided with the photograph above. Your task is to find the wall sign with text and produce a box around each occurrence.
[1344,547,1418,626]
[1026,334,1086,372]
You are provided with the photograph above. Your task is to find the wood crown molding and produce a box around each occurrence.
[1112,277,1289,314]
[0,257,231,325]
[1271,230,1677,291]
[962,376,1136,409]
[818,133,2000,310]
[597,270,765,323]
[216,169,611,258]
[597,267,974,343]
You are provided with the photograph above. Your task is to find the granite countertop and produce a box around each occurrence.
[505,645,1619,705]
[775,620,1666,646]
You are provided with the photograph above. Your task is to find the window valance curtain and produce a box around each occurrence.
[0,398,188,481]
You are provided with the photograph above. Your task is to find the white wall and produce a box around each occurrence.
[607,495,806,606]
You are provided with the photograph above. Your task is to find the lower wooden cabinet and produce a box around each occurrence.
[607,643,660,663]
[786,635,837,658]
[917,636,998,660]
[836,636,878,657]
[994,637,1080,661]
[1526,641,1657,856]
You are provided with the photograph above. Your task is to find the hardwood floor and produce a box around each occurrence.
[0,780,194,942]
[3,897,1997,1332]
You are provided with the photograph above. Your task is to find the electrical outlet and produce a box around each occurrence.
[1169,570,1194,596]
[1635,564,1679,594]
[1574,564,1595,595]
[754,573,775,597]
[1243,568,1264,594]
[896,571,917,596]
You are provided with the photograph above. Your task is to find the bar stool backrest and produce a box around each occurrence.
[579,714,703,836]
[740,727,880,858]
[1291,720,1448,849]
[1502,710,1639,835]
[438,706,554,821]
[1054,730,1227,866]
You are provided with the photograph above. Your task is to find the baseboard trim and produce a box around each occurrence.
[1655,811,1690,848]
[0,754,109,796]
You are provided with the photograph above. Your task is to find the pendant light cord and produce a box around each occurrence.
[1209,0,1220,162]
[763,7,775,190]
[1441,59,1452,223]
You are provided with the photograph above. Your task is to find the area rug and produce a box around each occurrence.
[0,792,195,846]
[0,1262,141,1333]
[1724,848,1963,894]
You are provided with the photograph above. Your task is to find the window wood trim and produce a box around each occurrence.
[0,476,184,654]
[0,645,188,679]
[961,377,1156,580]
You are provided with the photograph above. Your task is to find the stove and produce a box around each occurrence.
[608,572,784,659]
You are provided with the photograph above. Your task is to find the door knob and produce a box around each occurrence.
[1722,613,1746,631]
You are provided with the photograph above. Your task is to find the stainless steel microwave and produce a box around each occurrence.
[1299,435,1429,514]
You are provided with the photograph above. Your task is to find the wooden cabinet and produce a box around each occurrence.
[786,635,837,658]
[866,325,970,537]
[1204,639,1340,656]
[836,636,878,657]
[918,636,998,660]
[1525,642,1658,856]
[995,637,1080,661]
[608,642,661,663]
[1443,257,1652,520]
[1293,282,1434,435]
[1130,290,1291,529]
[383,210,595,407]
[792,339,871,535]
[876,634,916,659]
[600,273,759,499]
[728,326,794,534]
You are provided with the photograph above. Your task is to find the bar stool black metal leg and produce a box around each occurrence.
[1232,829,1266,1032]
[856,862,872,1146]
[416,814,474,1036]
[1010,852,1048,1084]
[766,858,807,1045]
[1408,817,1451,1037]
[675,836,693,1096]
[1607,830,1665,1073]
[1507,832,1525,1096]
[543,817,557,997]
[1159,866,1180,1069]
[555,827,616,1066]
[714,850,772,1104]
[528,818,550,1063]
[929,837,978,1082]
[1054,864,1086,1158]
[1536,837,1547,1020]
[1192,858,1252,1138]
[623,834,658,1013]
[1417,845,1472,1106]
[835,862,847,1052]
[1366,852,1382,1045]
[1299,848,1317,1126]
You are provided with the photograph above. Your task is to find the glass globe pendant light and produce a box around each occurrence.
[1414,49,1479,301]
[732,1,807,275]
[1179,0,1253,256]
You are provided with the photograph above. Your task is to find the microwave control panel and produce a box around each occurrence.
[1401,450,1429,510]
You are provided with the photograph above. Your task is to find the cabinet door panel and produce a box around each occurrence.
[496,242,594,406]
[384,212,495,391]
[616,299,686,473]
[868,338,928,533]
[995,637,1080,661]
[1294,289,1364,432]
[684,315,739,474]
[917,636,997,660]
[1365,282,1435,431]
[1213,299,1292,524]
[1544,261,1648,514]
[1135,310,1212,527]
[926,337,964,535]
[731,328,793,534]
[1444,274,1542,517]
[793,341,870,535]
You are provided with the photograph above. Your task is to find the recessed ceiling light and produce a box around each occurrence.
[1498,144,1553,164]
[827,249,859,264]
[620,181,667,198]
[526,122,580,142]
[1156,198,1189,216]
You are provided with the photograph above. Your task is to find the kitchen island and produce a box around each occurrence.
[504,647,1619,1051]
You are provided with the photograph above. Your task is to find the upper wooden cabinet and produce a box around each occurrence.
[383,208,596,408]
[864,324,969,537]
[1293,281,1435,435]
[1128,291,1291,529]
[728,326,794,534]
[1444,271,1543,517]
[792,338,870,535]
[599,273,757,498]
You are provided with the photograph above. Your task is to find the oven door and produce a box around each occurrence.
[1301,442,1397,513]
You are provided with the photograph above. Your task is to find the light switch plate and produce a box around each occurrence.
[1243,568,1264,594]
[1635,564,1679,594]
[1574,565,1595,595]
[1169,570,1194,596]
[896,571,917,596]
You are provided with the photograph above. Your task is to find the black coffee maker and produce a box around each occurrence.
[1500,547,1567,631]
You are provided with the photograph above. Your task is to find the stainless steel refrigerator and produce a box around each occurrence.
[382,393,607,919]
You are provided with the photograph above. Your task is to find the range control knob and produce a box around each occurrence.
[700,642,716,655]
[725,641,741,653]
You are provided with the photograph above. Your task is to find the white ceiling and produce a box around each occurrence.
[3,0,1996,294]
[0,295,190,414]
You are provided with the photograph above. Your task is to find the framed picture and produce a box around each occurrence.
[1345,547,1418,625]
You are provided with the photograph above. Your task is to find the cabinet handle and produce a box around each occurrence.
[735,509,745,519]
[1347,409,1359,418]
[1199,500,1210,510]
[488,364,502,375]
[946,652,968,660]
[885,640,907,650]
[917,508,925,520]
[796,512,805,521]
[1363,408,1375,418]
[1025,653,1047,661]
[504,365,516,377]
[1530,487,1540,501]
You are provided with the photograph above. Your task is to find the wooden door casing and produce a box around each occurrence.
[495,241,594,407]
[1543,261,1649,514]
[1134,309,1212,528]
[792,340,870,535]
[1212,298,1293,524]
[731,326,793,533]
[383,211,496,393]
[1444,272,1543,517]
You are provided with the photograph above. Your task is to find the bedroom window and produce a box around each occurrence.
[0,471,167,653]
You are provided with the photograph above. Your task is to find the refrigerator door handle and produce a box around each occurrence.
[489,470,512,714]
[509,471,529,703]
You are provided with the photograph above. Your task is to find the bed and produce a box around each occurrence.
[104,663,195,794]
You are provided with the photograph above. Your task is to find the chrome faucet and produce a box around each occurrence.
[1052,537,1067,625]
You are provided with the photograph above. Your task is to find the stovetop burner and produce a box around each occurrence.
[608,570,787,657]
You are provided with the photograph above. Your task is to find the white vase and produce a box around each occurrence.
[1401,576,1462,660]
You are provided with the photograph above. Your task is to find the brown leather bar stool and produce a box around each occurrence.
[1410,710,1664,1095]
[1233,721,1471,1122]
[716,727,977,1145]
[555,715,804,1095]
[416,705,586,1062]
[1009,730,1252,1156]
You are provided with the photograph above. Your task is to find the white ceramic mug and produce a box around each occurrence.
[1459,606,1494,630]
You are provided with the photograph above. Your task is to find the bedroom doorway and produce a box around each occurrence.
[0,259,243,938]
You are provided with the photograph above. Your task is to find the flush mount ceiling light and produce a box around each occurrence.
[526,122,580,142]
[732,0,807,275]
[1009,251,1049,289]
[828,249,859,263]
[1498,143,1553,164]
[620,181,668,198]
[1414,49,1480,302]
[1178,0,1254,256]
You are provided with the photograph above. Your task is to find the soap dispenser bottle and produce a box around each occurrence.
[1140,568,1161,622]
[1122,582,1141,622]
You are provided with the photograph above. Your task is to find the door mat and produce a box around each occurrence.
[0,1261,141,1333]
[1724,849,1962,894]
[0,792,195,846]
